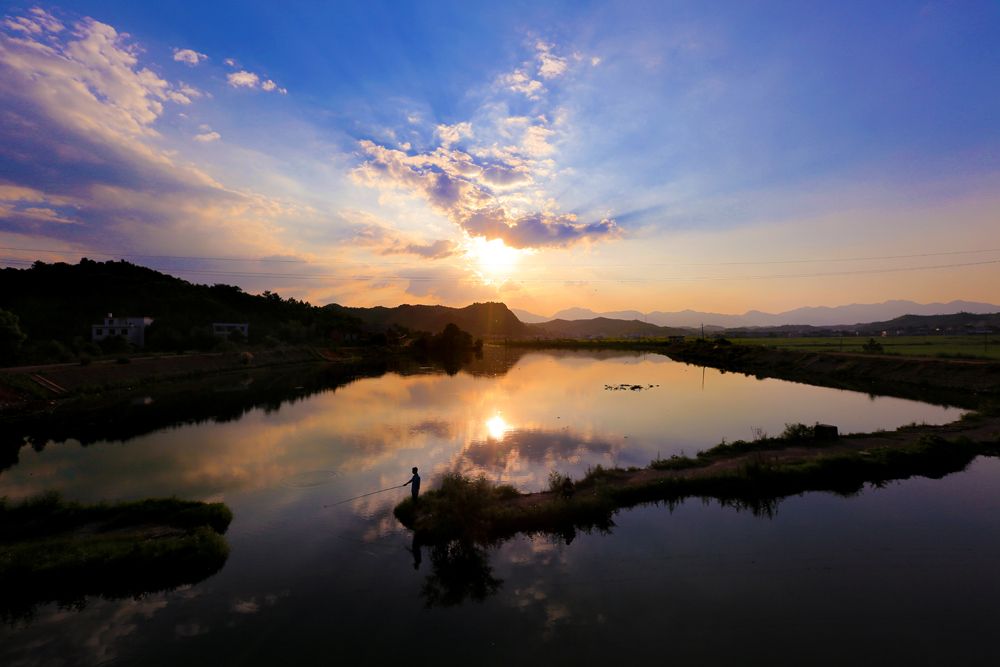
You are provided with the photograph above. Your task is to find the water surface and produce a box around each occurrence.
[3,350,994,666]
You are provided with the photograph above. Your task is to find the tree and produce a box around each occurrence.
[0,309,27,365]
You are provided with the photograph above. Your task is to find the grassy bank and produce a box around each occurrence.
[730,334,1000,360]
[1,493,232,621]
[505,338,1000,408]
[394,341,1000,542]
[395,430,1000,544]
[508,334,999,360]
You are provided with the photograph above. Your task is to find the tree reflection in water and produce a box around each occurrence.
[420,539,502,608]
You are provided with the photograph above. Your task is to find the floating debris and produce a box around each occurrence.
[603,383,659,392]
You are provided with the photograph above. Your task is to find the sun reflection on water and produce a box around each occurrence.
[485,414,510,441]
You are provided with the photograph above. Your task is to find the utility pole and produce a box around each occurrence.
[701,322,705,340]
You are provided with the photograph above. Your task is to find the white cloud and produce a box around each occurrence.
[172,48,207,66]
[500,69,545,100]
[0,8,305,265]
[521,125,555,156]
[223,57,237,67]
[353,139,616,249]
[343,216,458,259]
[354,38,619,250]
[3,7,63,34]
[227,70,286,93]
[436,121,473,147]
[194,131,221,142]
[227,70,259,88]
[178,83,203,98]
[261,79,287,94]
[535,41,568,79]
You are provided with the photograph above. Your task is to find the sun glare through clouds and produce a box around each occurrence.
[466,237,524,284]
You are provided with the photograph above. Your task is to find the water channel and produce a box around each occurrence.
[3,349,998,666]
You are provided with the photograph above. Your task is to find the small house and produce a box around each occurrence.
[92,313,153,347]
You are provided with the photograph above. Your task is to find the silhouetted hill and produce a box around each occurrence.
[551,307,646,321]
[859,311,1000,334]
[328,302,529,338]
[528,317,689,339]
[510,308,549,324]
[722,311,1000,337]
[524,300,1000,328]
[0,259,362,355]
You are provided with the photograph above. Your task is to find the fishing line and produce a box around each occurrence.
[323,484,406,508]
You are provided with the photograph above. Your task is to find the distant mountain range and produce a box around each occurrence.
[9,261,994,351]
[513,300,1000,329]
[529,317,688,339]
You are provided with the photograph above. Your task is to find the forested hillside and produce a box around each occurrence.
[0,259,362,362]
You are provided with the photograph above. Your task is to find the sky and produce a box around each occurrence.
[1,0,999,316]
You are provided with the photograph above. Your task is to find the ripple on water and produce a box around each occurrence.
[282,469,340,488]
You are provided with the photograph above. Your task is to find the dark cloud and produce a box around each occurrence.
[462,209,619,249]
[354,140,620,250]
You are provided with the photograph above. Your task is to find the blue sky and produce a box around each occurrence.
[1,1,999,313]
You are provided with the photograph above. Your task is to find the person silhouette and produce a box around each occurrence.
[403,466,420,500]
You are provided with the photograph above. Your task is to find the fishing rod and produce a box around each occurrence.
[323,484,407,508]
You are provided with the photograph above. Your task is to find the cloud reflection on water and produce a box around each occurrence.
[0,350,964,507]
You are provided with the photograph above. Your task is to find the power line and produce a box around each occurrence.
[5,256,995,283]
[1,244,999,270]
[0,246,308,263]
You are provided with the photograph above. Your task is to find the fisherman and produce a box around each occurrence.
[403,466,420,500]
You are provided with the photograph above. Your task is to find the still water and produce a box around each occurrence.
[3,349,998,665]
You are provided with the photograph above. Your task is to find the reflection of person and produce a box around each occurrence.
[406,533,423,570]
[403,466,420,500]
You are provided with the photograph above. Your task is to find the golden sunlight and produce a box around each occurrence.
[466,237,523,284]
[485,413,511,441]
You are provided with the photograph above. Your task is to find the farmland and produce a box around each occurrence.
[728,334,1000,360]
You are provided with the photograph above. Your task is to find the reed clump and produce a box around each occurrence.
[0,492,233,620]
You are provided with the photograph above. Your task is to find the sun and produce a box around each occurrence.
[466,237,522,284]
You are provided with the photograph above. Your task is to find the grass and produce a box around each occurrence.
[729,335,1000,360]
[508,334,1000,360]
[650,423,827,471]
[0,493,233,621]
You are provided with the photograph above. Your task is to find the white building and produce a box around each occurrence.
[92,313,153,347]
[213,322,249,338]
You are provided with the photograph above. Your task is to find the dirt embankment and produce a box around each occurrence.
[0,347,345,414]
[526,414,1000,509]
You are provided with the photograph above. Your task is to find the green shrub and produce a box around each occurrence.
[862,338,884,353]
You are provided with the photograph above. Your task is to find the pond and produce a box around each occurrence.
[4,349,998,665]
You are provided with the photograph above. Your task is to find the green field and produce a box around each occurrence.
[730,334,1000,360]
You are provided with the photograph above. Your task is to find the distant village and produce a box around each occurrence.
[91,314,249,348]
